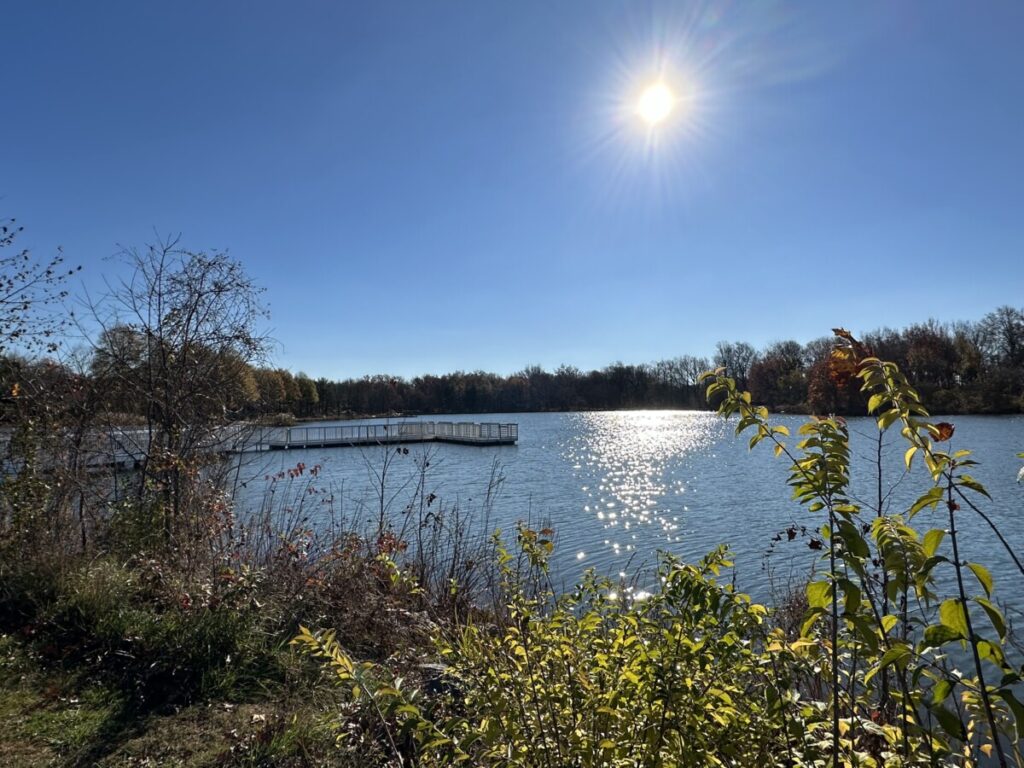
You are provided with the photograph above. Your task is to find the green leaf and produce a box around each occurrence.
[920,554,949,581]
[924,624,963,647]
[801,607,826,637]
[957,475,991,499]
[939,599,969,638]
[974,597,1006,640]
[838,578,862,615]
[904,445,918,469]
[806,581,832,610]
[966,562,993,598]
[837,521,870,560]
[844,616,876,654]
[879,643,911,668]
[977,639,1005,666]
[911,488,944,517]
[878,409,901,431]
[932,678,953,705]
[922,528,946,557]
[932,705,967,741]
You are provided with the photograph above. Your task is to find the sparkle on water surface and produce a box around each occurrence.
[565,411,720,556]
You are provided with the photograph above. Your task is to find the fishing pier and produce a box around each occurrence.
[263,421,518,450]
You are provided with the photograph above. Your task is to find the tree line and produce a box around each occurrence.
[250,309,1024,418]
[8,310,1024,422]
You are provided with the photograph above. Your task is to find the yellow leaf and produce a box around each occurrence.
[904,446,917,469]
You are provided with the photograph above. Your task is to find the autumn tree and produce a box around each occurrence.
[747,340,806,409]
[0,218,86,551]
[0,217,79,356]
[294,372,320,417]
[253,367,287,411]
[85,237,269,534]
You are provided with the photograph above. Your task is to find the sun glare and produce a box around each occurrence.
[637,83,675,126]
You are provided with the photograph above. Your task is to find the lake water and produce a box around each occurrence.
[234,411,1024,612]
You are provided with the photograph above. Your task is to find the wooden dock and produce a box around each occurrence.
[263,421,518,450]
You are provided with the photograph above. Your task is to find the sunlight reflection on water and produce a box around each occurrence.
[565,411,722,554]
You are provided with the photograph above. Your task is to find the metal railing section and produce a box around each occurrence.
[275,421,518,447]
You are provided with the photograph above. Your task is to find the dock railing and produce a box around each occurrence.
[266,421,517,449]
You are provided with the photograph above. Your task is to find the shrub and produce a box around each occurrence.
[296,533,811,767]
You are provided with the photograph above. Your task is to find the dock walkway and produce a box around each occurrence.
[264,421,517,450]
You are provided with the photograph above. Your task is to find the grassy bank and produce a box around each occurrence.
[0,540,450,767]
[0,629,338,767]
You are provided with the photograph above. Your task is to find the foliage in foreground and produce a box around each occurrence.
[298,541,792,767]
[299,331,1024,767]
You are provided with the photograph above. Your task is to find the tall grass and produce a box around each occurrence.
[0,431,508,714]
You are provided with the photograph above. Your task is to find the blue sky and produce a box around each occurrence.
[3,2,1022,379]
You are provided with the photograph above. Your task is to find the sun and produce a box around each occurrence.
[636,83,675,126]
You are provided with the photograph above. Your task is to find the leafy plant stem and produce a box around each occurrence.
[767,650,798,765]
[828,506,841,768]
[876,429,891,712]
[946,476,1007,768]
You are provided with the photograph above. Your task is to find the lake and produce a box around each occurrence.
[234,411,1024,612]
